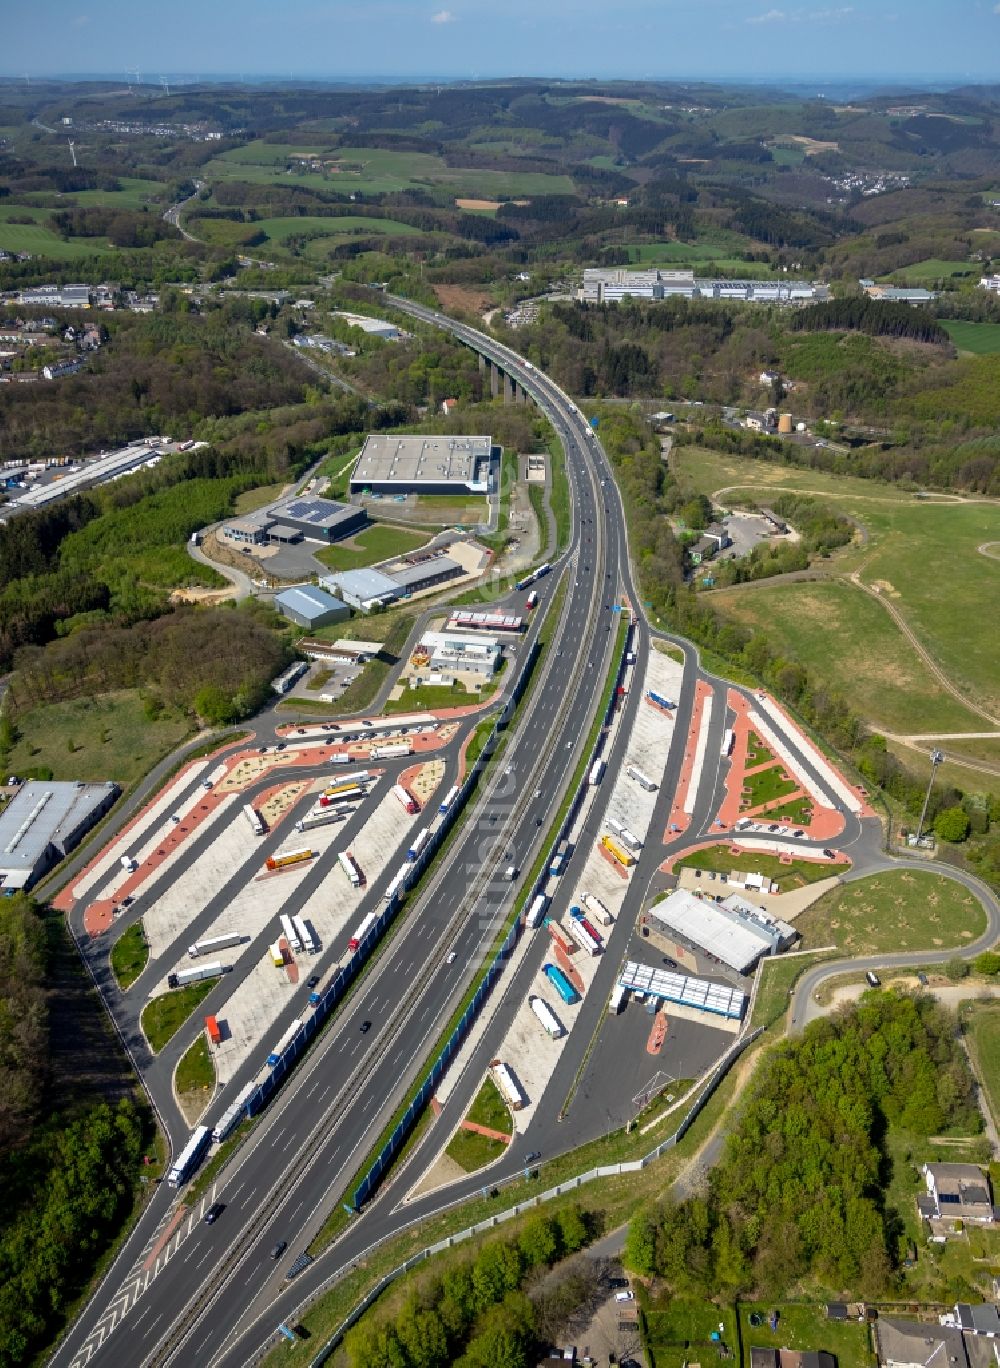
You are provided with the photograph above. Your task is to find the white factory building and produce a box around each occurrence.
[350,434,496,496]
[0,780,120,894]
[647,887,796,975]
[581,268,827,305]
[419,631,501,678]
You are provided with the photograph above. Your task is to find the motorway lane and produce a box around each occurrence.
[59,334,620,1367]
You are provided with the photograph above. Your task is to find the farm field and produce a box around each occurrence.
[881,257,976,281]
[673,445,1000,723]
[944,320,1000,354]
[0,219,110,258]
[54,177,168,208]
[203,143,576,199]
[794,870,986,954]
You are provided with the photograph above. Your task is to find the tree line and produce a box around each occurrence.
[789,297,950,345]
[625,993,979,1300]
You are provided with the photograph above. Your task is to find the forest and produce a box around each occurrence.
[0,893,149,1368]
[625,993,979,1299]
[344,1205,597,1368]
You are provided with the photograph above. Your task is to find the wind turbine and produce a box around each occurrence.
[68,140,77,167]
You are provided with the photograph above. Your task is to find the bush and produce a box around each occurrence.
[936,806,972,843]
[973,951,1000,977]
[945,958,971,981]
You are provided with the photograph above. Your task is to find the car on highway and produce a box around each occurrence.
[306,975,320,989]
[526,1150,541,1162]
[446,951,457,965]
[360,1020,372,1034]
[204,1202,224,1225]
[270,1241,287,1260]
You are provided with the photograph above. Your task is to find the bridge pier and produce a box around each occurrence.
[489,362,499,399]
[503,371,513,404]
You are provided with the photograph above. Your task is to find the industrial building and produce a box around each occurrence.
[17,283,92,308]
[298,637,383,664]
[647,887,796,975]
[221,495,366,548]
[862,283,937,306]
[323,546,467,612]
[0,780,120,895]
[274,584,350,630]
[581,268,827,305]
[417,631,501,677]
[349,434,496,496]
[330,311,406,340]
[322,567,403,613]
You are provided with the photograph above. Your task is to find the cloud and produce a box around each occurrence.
[72,13,90,26]
[431,8,455,21]
[995,3,1000,13]
[747,3,852,20]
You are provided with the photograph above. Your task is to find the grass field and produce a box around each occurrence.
[176,1036,215,1095]
[673,845,844,888]
[466,1075,512,1133]
[204,142,575,199]
[384,681,480,714]
[741,762,798,809]
[944,320,1000,355]
[965,1003,1000,1132]
[193,212,424,251]
[883,258,976,282]
[794,870,986,954]
[643,1296,738,1368]
[736,1303,874,1368]
[0,220,110,258]
[57,177,167,208]
[673,445,1000,723]
[141,980,218,1053]
[232,482,289,515]
[314,523,429,573]
[8,690,195,786]
[110,921,149,990]
[445,1077,512,1174]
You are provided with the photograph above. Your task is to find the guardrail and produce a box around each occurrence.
[300,1024,763,1365]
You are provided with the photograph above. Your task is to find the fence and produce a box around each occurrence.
[301,1024,763,1365]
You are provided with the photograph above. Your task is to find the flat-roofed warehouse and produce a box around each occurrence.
[0,780,120,895]
[349,434,496,495]
[648,887,796,975]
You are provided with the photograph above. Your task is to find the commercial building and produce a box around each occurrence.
[330,311,406,340]
[298,637,383,663]
[384,551,464,597]
[17,284,92,308]
[350,434,495,496]
[221,494,366,548]
[862,284,937,305]
[274,585,350,630]
[0,780,120,895]
[323,546,468,612]
[417,630,501,677]
[647,887,796,975]
[582,268,827,305]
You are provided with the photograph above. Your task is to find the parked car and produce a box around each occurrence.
[866,970,881,988]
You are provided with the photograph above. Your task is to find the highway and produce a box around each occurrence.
[52,302,1000,1368]
[54,303,644,1368]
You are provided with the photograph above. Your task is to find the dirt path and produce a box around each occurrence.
[879,732,1000,780]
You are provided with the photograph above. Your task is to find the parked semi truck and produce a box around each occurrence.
[600,834,635,869]
[606,817,642,853]
[582,891,613,926]
[270,941,285,967]
[292,915,316,954]
[385,865,410,903]
[265,847,314,871]
[608,983,627,1015]
[338,850,363,886]
[243,803,265,836]
[439,784,459,815]
[589,759,606,787]
[543,962,579,1005]
[205,1015,222,1046]
[319,785,364,806]
[296,803,353,832]
[564,911,602,956]
[647,689,674,710]
[188,932,247,959]
[279,913,302,954]
[167,961,228,989]
[348,909,378,952]
[626,765,658,792]
[407,828,430,862]
[167,1125,211,1188]
[267,1018,304,1068]
[529,994,564,1039]
[526,893,549,929]
[491,1062,526,1112]
[722,728,735,757]
[211,1080,257,1143]
[371,742,411,760]
[392,783,419,814]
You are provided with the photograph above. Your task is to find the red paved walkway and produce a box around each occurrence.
[665,680,713,840]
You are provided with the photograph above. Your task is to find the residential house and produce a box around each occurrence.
[922,1163,996,1224]
[876,1318,969,1368]
[956,1306,1000,1338]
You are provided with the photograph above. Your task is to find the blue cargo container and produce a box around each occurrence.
[543,962,579,1005]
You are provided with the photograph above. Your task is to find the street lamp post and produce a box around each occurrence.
[916,749,944,842]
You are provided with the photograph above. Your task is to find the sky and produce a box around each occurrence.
[3,0,999,84]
